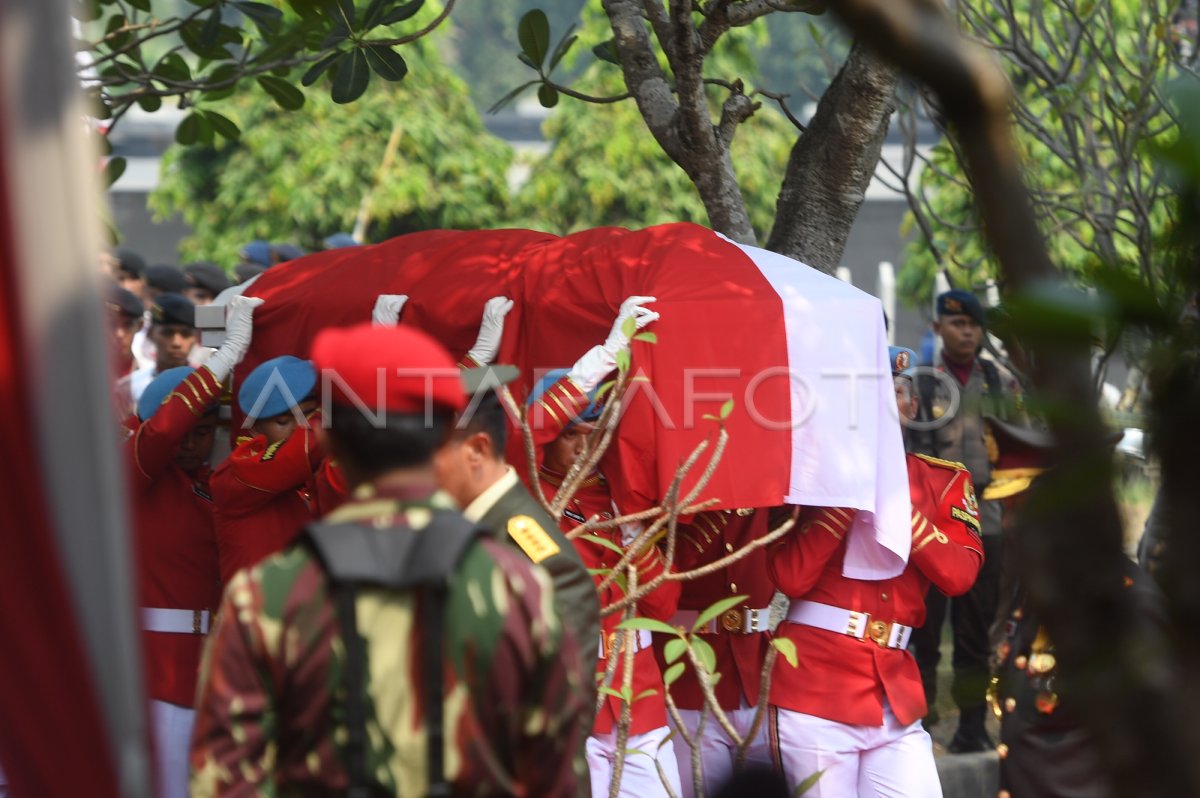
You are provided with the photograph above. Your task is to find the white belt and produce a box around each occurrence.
[599,629,652,659]
[671,607,771,634]
[141,608,211,635]
[785,600,912,649]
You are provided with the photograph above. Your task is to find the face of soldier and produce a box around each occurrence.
[935,314,982,363]
[184,286,216,306]
[543,421,597,474]
[894,376,918,423]
[109,313,140,364]
[175,415,218,473]
[433,430,490,508]
[251,399,317,445]
[115,269,145,301]
[150,323,197,370]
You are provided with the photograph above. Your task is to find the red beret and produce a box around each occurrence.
[311,323,465,414]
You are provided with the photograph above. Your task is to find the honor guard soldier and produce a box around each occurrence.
[190,323,589,797]
[123,292,200,408]
[910,288,1023,751]
[127,295,262,798]
[210,355,323,586]
[653,508,775,797]
[767,347,984,797]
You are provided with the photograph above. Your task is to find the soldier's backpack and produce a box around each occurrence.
[306,510,486,798]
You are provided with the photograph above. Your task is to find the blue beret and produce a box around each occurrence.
[240,240,272,267]
[323,233,360,249]
[138,366,197,421]
[936,289,986,326]
[270,243,305,263]
[238,355,318,419]
[526,368,603,423]
[889,346,917,378]
[150,293,195,327]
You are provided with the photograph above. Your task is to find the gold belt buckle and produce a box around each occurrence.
[867,619,891,647]
[720,608,744,633]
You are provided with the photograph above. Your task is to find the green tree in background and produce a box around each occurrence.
[898,0,1190,310]
[148,32,513,263]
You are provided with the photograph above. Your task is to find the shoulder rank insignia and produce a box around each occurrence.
[508,515,560,564]
[914,453,969,471]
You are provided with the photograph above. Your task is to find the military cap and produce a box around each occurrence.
[937,288,986,327]
[982,416,1123,500]
[234,263,266,284]
[889,346,917,379]
[311,323,465,414]
[138,366,197,421]
[105,282,144,318]
[144,264,187,294]
[184,262,232,297]
[527,368,603,423]
[271,243,305,263]
[323,233,360,249]
[150,292,196,328]
[113,249,146,277]
[240,240,272,267]
[239,356,318,420]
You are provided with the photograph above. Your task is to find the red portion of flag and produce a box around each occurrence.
[242,223,791,512]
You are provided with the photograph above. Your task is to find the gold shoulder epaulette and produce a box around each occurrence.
[914,453,969,471]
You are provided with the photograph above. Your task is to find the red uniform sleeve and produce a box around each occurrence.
[527,376,591,448]
[219,416,323,513]
[909,470,984,597]
[311,457,350,518]
[630,543,680,622]
[129,367,222,491]
[674,511,732,572]
[766,506,854,598]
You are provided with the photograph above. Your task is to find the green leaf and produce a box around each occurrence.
[663,661,685,685]
[720,397,734,420]
[104,13,130,49]
[154,53,192,83]
[586,567,613,578]
[301,51,342,86]
[175,112,202,145]
[101,156,126,188]
[663,637,687,664]
[203,110,240,141]
[330,0,356,29]
[126,0,151,12]
[793,769,825,796]
[330,48,369,103]
[234,1,284,34]
[537,82,559,108]
[193,113,214,145]
[136,93,161,112]
[616,617,679,635]
[517,52,538,70]
[592,38,620,65]
[200,8,222,48]
[257,75,306,110]
[693,594,750,632]
[486,79,539,114]
[548,26,578,73]
[598,686,625,701]
[517,9,550,70]
[577,533,624,556]
[633,688,658,702]
[615,348,630,372]
[621,314,637,338]
[691,636,717,674]
[364,44,408,81]
[319,21,351,49]
[633,331,657,343]
[381,0,425,25]
[772,637,799,669]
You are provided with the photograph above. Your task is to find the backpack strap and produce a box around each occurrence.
[307,509,486,798]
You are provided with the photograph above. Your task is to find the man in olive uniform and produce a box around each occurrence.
[190,323,589,797]
[910,288,1022,751]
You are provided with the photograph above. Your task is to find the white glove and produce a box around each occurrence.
[619,519,643,548]
[371,294,409,327]
[205,295,264,382]
[568,296,659,393]
[466,296,514,366]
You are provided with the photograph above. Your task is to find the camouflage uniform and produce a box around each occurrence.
[190,483,590,797]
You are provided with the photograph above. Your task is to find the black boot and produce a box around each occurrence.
[947,705,993,753]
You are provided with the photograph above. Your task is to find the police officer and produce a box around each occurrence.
[190,323,589,797]
[910,288,1022,751]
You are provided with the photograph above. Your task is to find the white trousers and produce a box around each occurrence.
[150,699,195,798]
[669,704,774,798]
[587,725,683,798]
[772,701,942,798]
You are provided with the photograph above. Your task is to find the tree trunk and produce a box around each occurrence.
[766,41,899,274]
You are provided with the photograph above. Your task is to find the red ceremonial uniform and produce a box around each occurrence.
[768,454,983,727]
[127,366,223,707]
[210,414,322,586]
[656,510,773,710]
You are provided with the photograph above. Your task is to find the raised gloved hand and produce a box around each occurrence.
[619,519,644,548]
[568,296,659,393]
[205,295,264,382]
[371,294,409,327]
[466,296,514,366]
